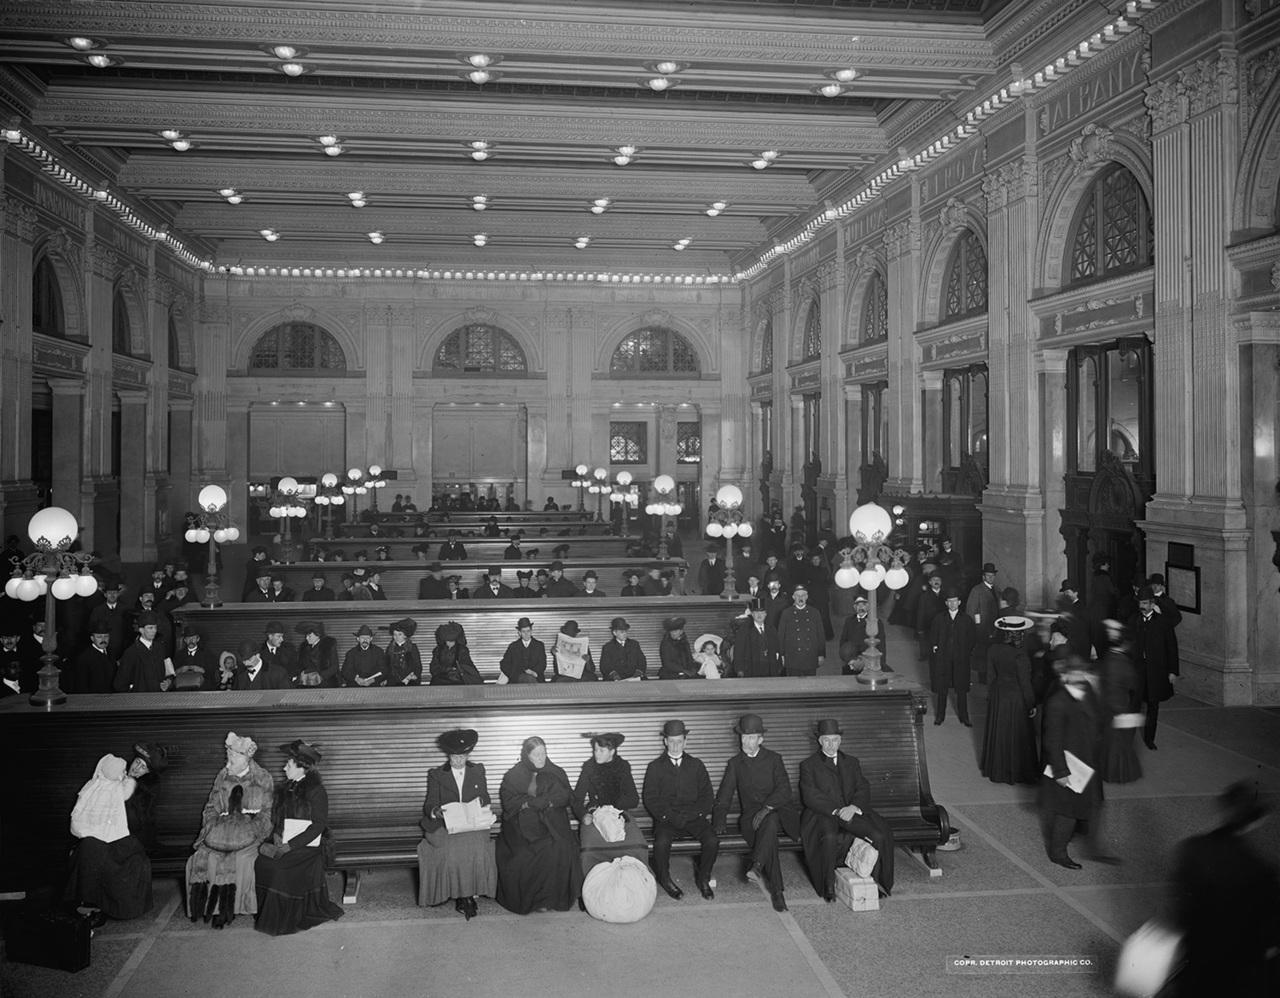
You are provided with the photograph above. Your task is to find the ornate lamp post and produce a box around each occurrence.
[184,484,241,607]
[587,466,609,522]
[571,463,590,513]
[313,472,346,540]
[342,467,367,522]
[609,471,639,537]
[366,464,387,512]
[705,484,753,598]
[644,474,683,560]
[4,506,97,707]
[833,502,911,686]
[266,476,308,563]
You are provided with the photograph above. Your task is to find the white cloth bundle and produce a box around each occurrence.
[582,856,657,923]
[70,754,135,843]
[592,805,626,843]
[845,837,879,878]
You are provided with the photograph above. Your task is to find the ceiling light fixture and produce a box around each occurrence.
[226,194,243,204]
[646,76,676,92]
[347,192,366,208]
[318,134,339,146]
[832,68,858,83]
[575,236,590,249]
[368,231,384,244]
[85,54,120,68]
[472,195,488,210]
[159,129,183,141]
[468,140,492,161]
[323,144,343,156]
[463,53,501,69]
[673,238,691,251]
[473,233,488,247]
[750,149,780,170]
[612,146,638,166]
[170,138,193,152]
[651,61,685,76]
[277,62,311,77]
[705,201,727,216]
[259,228,279,241]
[816,83,845,98]
[270,45,305,60]
[465,69,500,85]
[590,198,610,214]
[65,37,100,51]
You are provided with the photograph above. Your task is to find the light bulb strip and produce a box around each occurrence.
[733,2,1156,281]
[215,265,733,284]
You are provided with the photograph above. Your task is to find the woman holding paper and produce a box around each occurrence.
[417,729,498,918]
[496,736,582,913]
[573,732,648,876]
[253,739,344,936]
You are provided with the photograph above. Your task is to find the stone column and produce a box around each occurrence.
[657,405,679,481]
[843,383,863,514]
[387,304,417,492]
[225,402,251,534]
[117,390,149,561]
[167,400,194,536]
[883,216,922,493]
[48,378,86,526]
[920,370,943,494]
[0,185,40,538]
[1039,349,1069,606]
[516,404,529,508]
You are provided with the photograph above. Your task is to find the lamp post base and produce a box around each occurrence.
[29,659,67,708]
[202,576,223,608]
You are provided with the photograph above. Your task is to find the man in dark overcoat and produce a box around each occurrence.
[928,590,976,725]
[798,718,895,900]
[1038,655,1113,868]
[777,581,825,676]
[914,573,946,662]
[498,616,546,683]
[66,627,117,694]
[642,719,719,900]
[760,575,790,630]
[417,563,448,600]
[712,714,800,911]
[232,638,292,690]
[473,567,514,600]
[726,598,783,677]
[965,562,1000,681]
[113,611,174,692]
[1128,585,1179,750]
[598,616,646,681]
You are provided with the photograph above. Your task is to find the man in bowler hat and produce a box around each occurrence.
[965,562,1001,682]
[643,719,719,900]
[799,719,895,900]
[713,714,800,911]
[499,616,546,683]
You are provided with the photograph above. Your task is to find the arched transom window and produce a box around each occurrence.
[32,256,65,338]
[943,230,988,320]
[249,322,347,371]
[860,272,888,343]
[434,323,527,373]
[1067,165,1153,285]
[610,326,699,375]
[801,297,821,360]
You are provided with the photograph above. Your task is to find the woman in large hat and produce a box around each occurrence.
[254,739,344,936]
[417,729,497,918]
[385,617,422,686]
[572,733,647,877]
[658,617,700,680]
[428,621,482,685]
[980,616,1040,785]
[496,736,581,913]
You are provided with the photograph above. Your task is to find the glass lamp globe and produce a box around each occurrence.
[226,527,241,541]
[27,506,78,550]
[213,528,228,543]
[706,522,724,538]
[75,572,98,597]
[5,576,23,599]
[885,565,911,590]
[848,502,893,542]
[269,505,282,518]
[321,472,338,488]
[331,497,345,507]
[368,465,382,477]
[194,528,211,544]
[654,474,675,494]
[277,476,299,495]
[715,484,744,508]
[593,467,607,481]
[859,566,885,590]
[645,504,657,516]
[347,467,363,481]
[833,565,860,589]
[315,494,329,506]
[17,577,41,601]
[575,464,589,476]
[669,502,683,516]
[197,484,228,510]
[51,575,78,600]
[184,528,199,543]
[616,471,633,487]
[738,522,754,538]
[722,522,739,538]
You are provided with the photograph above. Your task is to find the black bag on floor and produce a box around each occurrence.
[3,907,92,973]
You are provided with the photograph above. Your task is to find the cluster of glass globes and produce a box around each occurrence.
[586,466,610,494]
[4,507,99,601]
[268,476,309,519]
[609,470,638,505]
[645,474,683,517]
[314,471,347,507]
[343,465,385,496]
[832,502,912,592]
[706,484,754,539]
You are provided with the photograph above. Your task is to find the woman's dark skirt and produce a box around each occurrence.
[253,846,344,936]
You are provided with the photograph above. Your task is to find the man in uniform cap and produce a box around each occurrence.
[499,616,546,684]
[713,714,800,911]
[643,720,718,900]
[777,580,825,676]
[929,589,976,725]
[341,624,387,687]
[799,719,895,901]
[600,616,646,681]
[113,610,175,693]
[473,566,514,600]
[232,637,291,690]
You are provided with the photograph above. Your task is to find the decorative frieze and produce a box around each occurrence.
[1041,291,1154,342]
[5,195,38,241]
[920,326,988,366]
[1244,47,1280,128]
[1035,40,1148,139]
[1068,123,1116,171]
[112,355,151,388]
[843,352,888,382]
[881,219,919,258]
[788,362,821,394]
[32,336,87,376]
[168,370,195,398]
[749,377,773,400]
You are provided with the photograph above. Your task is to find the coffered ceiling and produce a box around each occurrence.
[0,0,1017,275]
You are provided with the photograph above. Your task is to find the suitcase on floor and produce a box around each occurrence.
[3,907,92,973]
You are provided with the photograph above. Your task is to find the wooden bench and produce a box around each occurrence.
[301,536,636,561]
[172,597,743,681]
[0,681,946,900]
[264,558,685,601]
[424,510,590,526]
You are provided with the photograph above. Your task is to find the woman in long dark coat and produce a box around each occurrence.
[1098,621,1142,783]
[980,618,1039,784]
[385,617,422,685]
[572,732,647,877]
[496,736,581,913]
[428,622,483,685]
[417,728,497,918]
[253,740,344,936]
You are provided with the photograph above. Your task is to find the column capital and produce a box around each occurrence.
[116,389,148,405]
[47,377,86,397]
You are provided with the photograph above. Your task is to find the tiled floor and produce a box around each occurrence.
[3,619,1278,998]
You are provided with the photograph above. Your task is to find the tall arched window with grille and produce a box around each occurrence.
[801,297,821,360]
[249,322,348,372]
[610,326,699,376]
[1066,165,1153,285]
[32,256,66,339]
[434,323,527,373]
[942,230,988,320]
[112,287,132,356]
[860,272,888,343]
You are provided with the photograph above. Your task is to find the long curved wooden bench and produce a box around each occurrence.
[338,517,604,537]
[0,681,947,900]
[173,597,743,681]
[301,536,635,561]
[266,558,683,600]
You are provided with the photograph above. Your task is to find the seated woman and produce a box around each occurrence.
[572,733,648,877]
[65,750,160,924]
[417,729,498,919]
[253,740,344,936]
[496,736,581,913]
[185,731,274,928]
[385,617,423,686]
[428,622,482,685]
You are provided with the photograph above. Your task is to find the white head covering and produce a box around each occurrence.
[69,754,135,843]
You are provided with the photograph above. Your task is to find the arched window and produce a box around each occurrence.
[434,323,527,373]
[610,326,699,376]
[1067,165,1153,285]
[801,297,821,360]
[32,256,65,338]
[249,322,347,372]
[168,313,183,370]
[112,287,132,356]
[758,318,773,374]
[860,272,888,343]
[943,230,988,320]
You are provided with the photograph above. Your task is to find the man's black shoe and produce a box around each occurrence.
[745,863,764,886]
[696,879,715,900]
[771,892,787,912]
[660,879,683,900]
[1051,856,1083,870]
[1144,739,1158,751]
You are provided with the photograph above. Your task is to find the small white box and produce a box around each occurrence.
[834,867,880,911]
